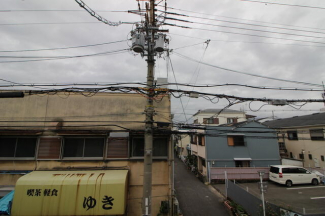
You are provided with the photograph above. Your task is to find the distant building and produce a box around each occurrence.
[264,112,325,168]
[189,121,281,180]
[0,91,172,216]
[192,109,254,125]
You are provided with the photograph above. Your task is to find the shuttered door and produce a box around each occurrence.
[38,137,62,159]
[106,138,128,158]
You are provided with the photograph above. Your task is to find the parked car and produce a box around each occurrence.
[269,165,320,187]
[311,170,325,184]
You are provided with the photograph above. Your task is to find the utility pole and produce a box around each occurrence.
[143,1,155,215]
[130,1,168,215]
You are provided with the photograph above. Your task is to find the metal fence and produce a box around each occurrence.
[227,180,266,216]
[211,167,270,180]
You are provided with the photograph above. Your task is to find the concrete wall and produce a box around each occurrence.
[206,122,281,167]
[0,92,171,131]
[278,126,325,168]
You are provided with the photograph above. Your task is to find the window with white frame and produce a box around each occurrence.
[0,137,37,158]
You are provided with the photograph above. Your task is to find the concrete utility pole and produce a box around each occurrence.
[143,1,155,215]
[130,1,168,214]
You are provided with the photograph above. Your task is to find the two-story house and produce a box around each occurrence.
[264,112,325,168]
[192,108,254,125]
[176,108,254,158]
[0,91,172,216]
[188,121,281,181]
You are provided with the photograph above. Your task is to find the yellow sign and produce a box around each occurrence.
[11,170,128,216]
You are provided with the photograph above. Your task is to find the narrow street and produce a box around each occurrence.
[174,157,229,216]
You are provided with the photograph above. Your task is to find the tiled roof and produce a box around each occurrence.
[263,112,325,128]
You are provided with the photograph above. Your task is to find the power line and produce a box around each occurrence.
[0,48,129,63]
[74,0,121,26]
[159,5,325,32]
[168,32,325,48]
[0,9,128,12]
[166,24,325,46]
[159,10,325,36]
[0,40,127,53]
[168,53,188,123]
[163,83,324,91]
[241,0,325,10]
[164,16,325,40]
[0,21,99,26]
[0,21,137,26]
[183,40,210,110]
[173,51,323,87]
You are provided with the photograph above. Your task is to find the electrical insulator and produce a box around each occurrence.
[155,34,165,52]
[131,32,145,53]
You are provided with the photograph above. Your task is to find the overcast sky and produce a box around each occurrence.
[0,0,325,123]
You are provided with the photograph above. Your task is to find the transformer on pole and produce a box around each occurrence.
[129,1,169,215]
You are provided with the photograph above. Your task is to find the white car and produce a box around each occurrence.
[269,165,320,187]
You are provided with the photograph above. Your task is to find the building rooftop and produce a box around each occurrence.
[193,109,244,116]
[263,112,325,128]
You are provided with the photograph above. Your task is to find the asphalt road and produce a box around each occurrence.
[174,157,229,216]
[214,181,325,215]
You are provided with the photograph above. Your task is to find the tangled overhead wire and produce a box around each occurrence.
[75,0,122,26]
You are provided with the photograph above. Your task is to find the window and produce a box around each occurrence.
[321,155,324,161]
[63,138,104,158]
[227,135,245,146]
[299,154,304,159]
[198,135,205,146]
[0,137,37,158]
[310,129,324,141]
[270,166,279,174]
[106,138,128,159]
[201,158,206,167]
[290,152,293,158]
[131,137,168,158]
[193,119,198,124]
[235,161,250,167]
[190,135,197,144]
[308,154,312,160]
[202,118,219,124]
[282,168,299,174]
[287,131,298,140]
[278,142,286,150]
[298,168,308,174]
[38,137,62,159]
[227,118,238,124]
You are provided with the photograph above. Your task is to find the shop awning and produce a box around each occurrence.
[11,170,128,216]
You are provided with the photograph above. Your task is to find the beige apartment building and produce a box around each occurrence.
[0,91,172,216]
[264,112,325,168]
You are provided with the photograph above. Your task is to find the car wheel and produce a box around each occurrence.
[286,180,293,187]
[312,179,319,186]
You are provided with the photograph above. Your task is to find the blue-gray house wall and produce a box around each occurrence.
[206,121,281,167]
